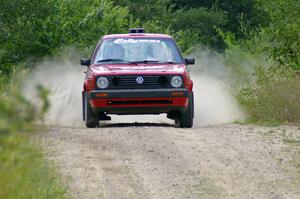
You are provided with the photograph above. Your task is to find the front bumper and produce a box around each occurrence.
[87,88,189,115]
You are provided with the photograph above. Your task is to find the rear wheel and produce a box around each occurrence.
[84,92,99,128]
[178,93,194,128]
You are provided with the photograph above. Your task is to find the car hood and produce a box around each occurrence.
[91,64,186,75]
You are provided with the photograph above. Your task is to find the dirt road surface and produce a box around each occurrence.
[41,124,300,199]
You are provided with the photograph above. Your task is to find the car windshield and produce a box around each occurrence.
[94,38,183,64]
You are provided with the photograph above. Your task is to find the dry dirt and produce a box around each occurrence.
[40,123,300,199]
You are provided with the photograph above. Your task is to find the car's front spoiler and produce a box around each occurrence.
[87,88,190,114]
[89,88,188,99]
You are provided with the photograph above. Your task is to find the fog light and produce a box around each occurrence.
[96,93,108,97]
[171,92,184,97]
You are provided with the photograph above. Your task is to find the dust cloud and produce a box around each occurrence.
[23,58,85,127]
[190,48,244,126]
[23,48,244,127]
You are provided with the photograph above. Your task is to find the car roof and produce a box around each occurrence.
[102,33,173,39]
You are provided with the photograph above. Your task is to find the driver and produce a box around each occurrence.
[107,43,125,60]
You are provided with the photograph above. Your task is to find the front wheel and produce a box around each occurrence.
[178,93,194,128]
[84,92,99,128]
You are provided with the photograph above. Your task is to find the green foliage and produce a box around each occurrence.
[251,0,300,70]
[173,30,200,53]
[36,85,50,121]
[0,134,69,199]
[171,7,227,50]
[224,32,275,83]
[0,71,36,133]
[237,68,300,126]
[113,0,172,23]
[0,0,129,74]
[56,0,129,47]
[219,0,300,125]
[0,72,68,198]
[172,0,212,8]
[172,0,270,39]
[0,0,272,74]
[0,0,61,68]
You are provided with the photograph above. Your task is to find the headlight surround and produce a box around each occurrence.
[171,76,183,88]
[97,77,109,89]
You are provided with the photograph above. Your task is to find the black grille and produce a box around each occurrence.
[96,75,183,89]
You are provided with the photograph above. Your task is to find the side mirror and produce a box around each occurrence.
[80,58,91,66]
[185,57,195,65]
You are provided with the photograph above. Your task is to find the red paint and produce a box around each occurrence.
[90,97,188,108]
[83,33,193,111]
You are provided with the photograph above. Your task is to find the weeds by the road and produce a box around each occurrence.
[222,33,300,127]
[0,73,68,199]
[237,69,300,126]
[283,138,300,145]
[0,134,68,199]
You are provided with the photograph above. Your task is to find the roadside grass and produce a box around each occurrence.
[0,72,69,199]
[236,68,300,127]
[283,138,300,145]
[222,31,300,127]
[233,119,247,125]
[0,133,69,199]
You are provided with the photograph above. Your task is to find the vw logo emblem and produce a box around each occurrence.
[136,76,144,84]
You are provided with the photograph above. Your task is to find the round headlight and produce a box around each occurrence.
[97,77,109,89]
[171,76,183,88]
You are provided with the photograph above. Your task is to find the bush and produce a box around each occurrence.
[251,0,300,70]
[171,7,227,50]
[0,0,130,75]
[0,0,62,69]
[57,0,129,47]
[0,134,68,199]
[221,30,300,126]
[0,72,68,199]
[237,68,300,126]
[0,69,37,133]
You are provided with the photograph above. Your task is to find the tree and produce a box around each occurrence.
[0,0,129,74]
[0,0,61,73]
[253,0,300,69]
[172,0,270,38]
[171,7,227,50]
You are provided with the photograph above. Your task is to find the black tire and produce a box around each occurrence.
[82,92,85,121]
[179,93,194,128]
[84,92,98,128]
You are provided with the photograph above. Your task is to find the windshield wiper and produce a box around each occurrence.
[132,59,160,64]
[97,59,135,64]
[158,61,177,64]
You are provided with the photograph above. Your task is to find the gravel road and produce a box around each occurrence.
[41,124,300,199]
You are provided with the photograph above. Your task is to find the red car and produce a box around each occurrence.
[81,28,195,128]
